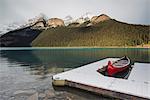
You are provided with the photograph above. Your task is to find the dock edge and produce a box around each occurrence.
[52,78,148,100]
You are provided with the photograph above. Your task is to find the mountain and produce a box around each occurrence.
[64,15,73,25]
[32,16,149,47]
[0,22,25,35]
[47,18,65,28]
[0,26,42,47]
[25,13,47,27]
[0,15,46,47]
[91,14,111,24]
[0,14,67,47]
[0,14,46,35]
[64,12,93,27]
[75,12,93,24]
[0,13,149,47]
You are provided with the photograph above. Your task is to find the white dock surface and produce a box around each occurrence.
[53,58,150,99]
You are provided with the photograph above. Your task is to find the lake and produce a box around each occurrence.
[0,47,149,100]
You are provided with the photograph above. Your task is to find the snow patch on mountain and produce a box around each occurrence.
[0,22,25,35]
[63,12,94,25]
[0,14,47,35]
[0,13,93,35]
[64,15,74,25]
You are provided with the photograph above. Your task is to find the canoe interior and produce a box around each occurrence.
[112,56,130,68]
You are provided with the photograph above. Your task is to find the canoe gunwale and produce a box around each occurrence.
[112,56,131,68]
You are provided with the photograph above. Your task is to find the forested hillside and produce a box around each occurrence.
[32,19,149,47]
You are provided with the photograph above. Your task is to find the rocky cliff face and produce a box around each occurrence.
[91,14,111,24]
[67,14,111,27]
[47,18,65,28]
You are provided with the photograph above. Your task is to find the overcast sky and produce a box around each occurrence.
[0,0,149,25]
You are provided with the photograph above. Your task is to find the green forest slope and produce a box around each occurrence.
[32,19,150,47]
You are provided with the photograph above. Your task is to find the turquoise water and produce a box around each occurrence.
[1,48,149,67]
[0,47,149,99]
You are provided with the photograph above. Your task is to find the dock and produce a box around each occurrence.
[52,58,150,100]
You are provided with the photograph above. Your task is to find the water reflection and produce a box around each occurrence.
[0,48,149,76]
[0,48,149,100]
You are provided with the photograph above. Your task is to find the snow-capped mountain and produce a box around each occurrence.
[64,15,74,25]
[0,13,93,35]
[74,12,94,24]
[0,22,26,35]
[26,13,46,26]
[81,12,93,20]
[64,12,94,25]
[0,14,46,35]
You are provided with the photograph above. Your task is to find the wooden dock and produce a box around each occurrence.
[52,58,150,100]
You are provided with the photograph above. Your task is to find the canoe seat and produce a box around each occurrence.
[113,60,128,68]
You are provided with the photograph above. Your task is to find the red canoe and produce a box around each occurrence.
[107,56,130,76]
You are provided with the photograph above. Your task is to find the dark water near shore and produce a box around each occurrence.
[0,47,149,100]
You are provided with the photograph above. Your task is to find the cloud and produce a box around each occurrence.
[0,0,149,25]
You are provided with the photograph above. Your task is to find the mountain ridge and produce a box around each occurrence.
[32,19,149,47]
[0,13,149,47]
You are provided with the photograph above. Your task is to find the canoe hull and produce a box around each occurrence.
[107,65,129,76]
[107,56,130,76]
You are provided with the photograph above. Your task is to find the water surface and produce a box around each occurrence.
[0,47,149,100]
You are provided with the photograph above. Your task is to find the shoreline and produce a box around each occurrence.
[0,44,150,49]
[0,47,149,51]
